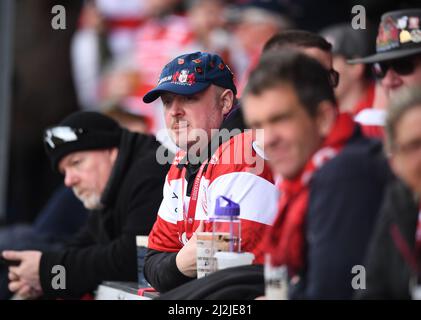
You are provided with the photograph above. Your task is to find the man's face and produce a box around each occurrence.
[162,85,230,152]
[391,106,421,195]
[243,84,325,179]
[380,54,421,98]
[58,149,118,209]
[332,55,357,102]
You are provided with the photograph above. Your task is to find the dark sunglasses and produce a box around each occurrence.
[372,56,419,79]
[44,126,84,150]
[328,69,340,88]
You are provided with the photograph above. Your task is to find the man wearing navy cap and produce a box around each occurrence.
[143,52,278,293]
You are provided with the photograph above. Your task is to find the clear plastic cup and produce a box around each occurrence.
[196,232,230,278]
[214,251,255,270]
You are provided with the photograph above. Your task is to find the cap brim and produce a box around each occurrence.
[348,47,421,64]
[143,82,210,103]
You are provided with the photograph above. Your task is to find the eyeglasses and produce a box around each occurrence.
[372,56,419,79]
[328,69,340,88]
[44,126,84,149]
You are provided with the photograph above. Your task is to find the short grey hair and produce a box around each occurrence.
[385,86,421,154]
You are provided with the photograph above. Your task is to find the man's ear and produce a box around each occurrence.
[316,101,337,137]
[220,89,234,116]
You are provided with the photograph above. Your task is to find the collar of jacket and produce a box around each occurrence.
[100,129,152,207]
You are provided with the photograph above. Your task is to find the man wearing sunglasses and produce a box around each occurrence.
[350,9,421,137]
[2,111,170,299]
[351,9,421,97]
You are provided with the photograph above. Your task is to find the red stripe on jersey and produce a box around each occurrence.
[148,215,182,252]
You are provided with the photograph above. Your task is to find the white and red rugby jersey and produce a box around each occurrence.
[148,131,279,263]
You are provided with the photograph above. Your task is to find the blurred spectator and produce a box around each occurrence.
[242,51,391,299]
[95,0,144,57]
[360,86,421,299]
[96,0,189,137]
[350,9,421,139]
[71,0,146,110]
[3,112,170,299]
[255,30,340,164]
[229,3,293,95]
[263,30,339,87]
[71,0,111,110]
[320,23,377,115]
[186,0,229,53]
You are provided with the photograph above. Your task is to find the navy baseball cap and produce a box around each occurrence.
[143,51,237,103]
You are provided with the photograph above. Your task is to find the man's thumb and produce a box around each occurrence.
[196,220,205,232]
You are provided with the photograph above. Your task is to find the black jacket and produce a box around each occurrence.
[358,178,419,299]
[39,130,171,298]
[290,126,392,299]
[144,106,246,293]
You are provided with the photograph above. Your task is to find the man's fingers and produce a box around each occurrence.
[8,271,19,281]
[9,280,24,293]
[9,265,21,276]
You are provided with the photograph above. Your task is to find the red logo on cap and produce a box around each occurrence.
[187,73,196,85]
[172,70,196,85]
[377,16,399,50]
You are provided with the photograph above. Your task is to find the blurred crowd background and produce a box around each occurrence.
[1,0,419,225]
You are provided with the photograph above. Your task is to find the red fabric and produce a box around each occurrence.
[352,81,375,116]
[105,18,143,30]
[360,124,385,139]
[260,113,356,275]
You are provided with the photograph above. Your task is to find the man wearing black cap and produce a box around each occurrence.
[2,111,171,299]
[142,52,278,293]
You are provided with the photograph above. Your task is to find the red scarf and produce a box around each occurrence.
[261,113,356,275]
